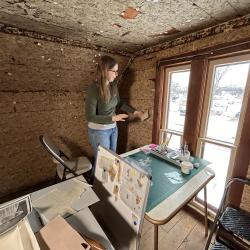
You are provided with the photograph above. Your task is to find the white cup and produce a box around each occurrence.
[180,161,193,174]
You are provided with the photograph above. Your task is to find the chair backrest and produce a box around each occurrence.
[39,135,64,163]
[39,135,77,179]
[40,135,61,156]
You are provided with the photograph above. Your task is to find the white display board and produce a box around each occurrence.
[92,145,151,250]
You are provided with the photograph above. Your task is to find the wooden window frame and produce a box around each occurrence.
[152,61,191,144]
[153,40,250,207]
[198,53,250,179]
[159,63,191,146]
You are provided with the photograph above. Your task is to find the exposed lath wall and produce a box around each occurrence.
[0,4,250,201]
[0,23,133,57]
[121,20,250,153]
[122,21,250,210]
[1,14,249,58]
[135,14,250,56]
[0,32,130,198]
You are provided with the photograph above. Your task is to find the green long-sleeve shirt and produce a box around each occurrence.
[85,82,135,124]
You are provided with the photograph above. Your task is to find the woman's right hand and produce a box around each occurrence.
[112,114,128,122]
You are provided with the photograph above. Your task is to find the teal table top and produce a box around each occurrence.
[126,151,210,212]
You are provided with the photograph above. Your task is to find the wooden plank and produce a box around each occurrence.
[160,210,185,234]
[140,226,166,250]
[158,210,198,250]
[178,221,208,250]
[142,219,153,236]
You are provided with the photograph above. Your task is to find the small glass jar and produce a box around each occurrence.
[183,144,190,161]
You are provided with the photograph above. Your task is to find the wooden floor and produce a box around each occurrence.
[140,209,209,250]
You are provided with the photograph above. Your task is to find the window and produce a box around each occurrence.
[156,48,250,214]
[196,54,250,209]
[160,64,191,149]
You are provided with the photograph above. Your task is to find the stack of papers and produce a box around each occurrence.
[0,195,39,250]
[0,195,32,235]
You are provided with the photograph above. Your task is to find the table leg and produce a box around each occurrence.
[204,186,208,237]
[154,224,158,250]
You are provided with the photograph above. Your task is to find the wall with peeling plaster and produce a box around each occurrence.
[0,13,250,212]
[123,18,250,150]
[0,33,130,198]
[1,1,250,54]
[125,23,250,210]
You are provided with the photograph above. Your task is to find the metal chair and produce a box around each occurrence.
[39,135,92,181]
[205,177,250,250]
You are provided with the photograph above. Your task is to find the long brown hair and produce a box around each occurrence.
[96,55,118,103]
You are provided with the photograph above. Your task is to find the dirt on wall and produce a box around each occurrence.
[0,33,130,198]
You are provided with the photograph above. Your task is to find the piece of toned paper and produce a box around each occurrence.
[33,188,75,221]
[0,195,32,235]
[39,216,90,250]
[140,109,149,121]
[128,109,150,122]
[0,218,40,250]
[63,179,87,203]
[71,188,99,211]
[32,179,88,221]
[0,225,23,250]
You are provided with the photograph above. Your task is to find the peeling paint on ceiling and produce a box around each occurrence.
[121,7,141,20]
[0,0,250,53]
[149,28,181,38]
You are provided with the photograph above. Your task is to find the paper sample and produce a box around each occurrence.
[164,172,184,184]
[39,216,90,250]
[120,163,148,217]
[32,179,88,221]
[0,195,31,235]
[0,218,40,250]
[33,188,75,220]
[0,225,23,250]
[140,109,149,121]
[99,156,114,183]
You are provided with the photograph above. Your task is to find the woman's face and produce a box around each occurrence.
[107,64,118,83]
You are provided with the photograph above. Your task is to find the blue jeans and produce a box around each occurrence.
[88,126,118,178]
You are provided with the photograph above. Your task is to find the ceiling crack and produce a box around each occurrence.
[189,1,219,22]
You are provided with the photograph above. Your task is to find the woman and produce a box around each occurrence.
[85,55,143,178]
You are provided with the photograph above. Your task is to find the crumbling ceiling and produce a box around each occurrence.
[0,0,250,54]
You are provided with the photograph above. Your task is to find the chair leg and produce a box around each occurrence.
[54,174,60,183]
[204,218,218,250]
[54,173,58,183]
[204,182,232,249]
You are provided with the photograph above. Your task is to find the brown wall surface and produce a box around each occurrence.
[118,67,155,152]
[0,32,130,198]
[1,16,250,210]
[126,23,250,207]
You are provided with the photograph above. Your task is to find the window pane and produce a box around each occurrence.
[167,70,190,132]
[168,134,181,149]
[160,131,181,150]
[197,142,231,209]
[206,62,249,143]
